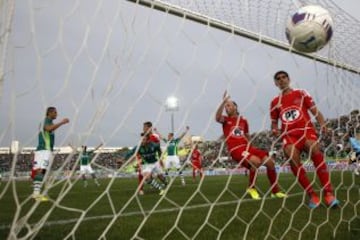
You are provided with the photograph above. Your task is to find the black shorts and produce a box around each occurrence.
[349,151,360,164]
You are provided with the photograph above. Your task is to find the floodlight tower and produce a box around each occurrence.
[165,96,179,133]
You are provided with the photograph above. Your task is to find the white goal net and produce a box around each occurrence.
[0,0,360,239]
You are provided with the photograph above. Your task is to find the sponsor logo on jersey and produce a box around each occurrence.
[280,106,303,124]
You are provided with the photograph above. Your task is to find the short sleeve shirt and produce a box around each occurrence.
[270,89,315,134]
[36,117,54,151]
[221,115,249,152]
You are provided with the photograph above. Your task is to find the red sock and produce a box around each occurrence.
[290,164,314,195]
[266,168,280,193]
[138,172,143,191]
[248,169,256,188]
[31,168,36,180]
[193,169,196,180]
[312,152,332,194]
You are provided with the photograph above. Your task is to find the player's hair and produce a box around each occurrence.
[46,106,56,116]
[82,145,87,152]
[143,121,152,128]
[273,70,289,80]
[143,121,153,135]
[232,101,240,115]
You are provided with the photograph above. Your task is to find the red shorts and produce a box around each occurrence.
[192,164,201,170]
[30,168,36,180]
[230,145,268,169]
[282,129,318,150]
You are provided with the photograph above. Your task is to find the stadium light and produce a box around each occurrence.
[165,96,179,133]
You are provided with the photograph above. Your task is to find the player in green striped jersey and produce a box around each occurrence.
[32,107,69,202]
[124,133,166,195]
[155,126,189,186]
[79,143,103,187]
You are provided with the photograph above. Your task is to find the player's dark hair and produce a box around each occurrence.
[143,121,154,135]
[274,70,289,80]
[143,121,152,128]
[46,106,56,116]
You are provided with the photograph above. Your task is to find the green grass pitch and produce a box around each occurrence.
[0,171,359,239]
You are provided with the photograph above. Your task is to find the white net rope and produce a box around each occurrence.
[0,0,359,239]
[137,0,360,72]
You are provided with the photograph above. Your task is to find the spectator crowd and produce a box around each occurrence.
[0,110,359,176]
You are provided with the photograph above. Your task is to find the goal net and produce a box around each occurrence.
[1,0,359,239]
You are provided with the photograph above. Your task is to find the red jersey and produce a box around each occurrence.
[191,148,202,166]
[149,133,160,143]
[221,115,249,153]
[270,89,315,135]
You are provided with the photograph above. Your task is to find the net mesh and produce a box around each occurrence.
[0,0,360,239]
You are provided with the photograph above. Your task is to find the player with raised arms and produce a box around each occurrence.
[78,143,103,187]
[154,126,189,186]
[216,91,286,200]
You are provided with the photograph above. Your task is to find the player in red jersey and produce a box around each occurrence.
[270,70,339,208]
[216,91,286,200]
[190,142,203,182]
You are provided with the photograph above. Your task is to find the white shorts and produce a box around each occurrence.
[141,162,162,175]
[33,150,53,170]
[164,155,181,169]
[80,165,95,174]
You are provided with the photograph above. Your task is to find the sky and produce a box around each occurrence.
[0,0,359,149]
[335,0,359,20]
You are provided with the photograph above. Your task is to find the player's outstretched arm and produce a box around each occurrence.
[45,118,70,132]
[178,126,190,140]
[215,91,230,123]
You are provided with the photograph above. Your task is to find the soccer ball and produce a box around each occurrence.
[335,144,343,151]
[286,5,333,53]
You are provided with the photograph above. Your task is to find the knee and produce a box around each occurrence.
[264,157,275,168]
[286,152,300,164]
[250,158,262,168]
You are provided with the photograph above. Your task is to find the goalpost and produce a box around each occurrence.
[127,0,360,73]
[1,0,360,239]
